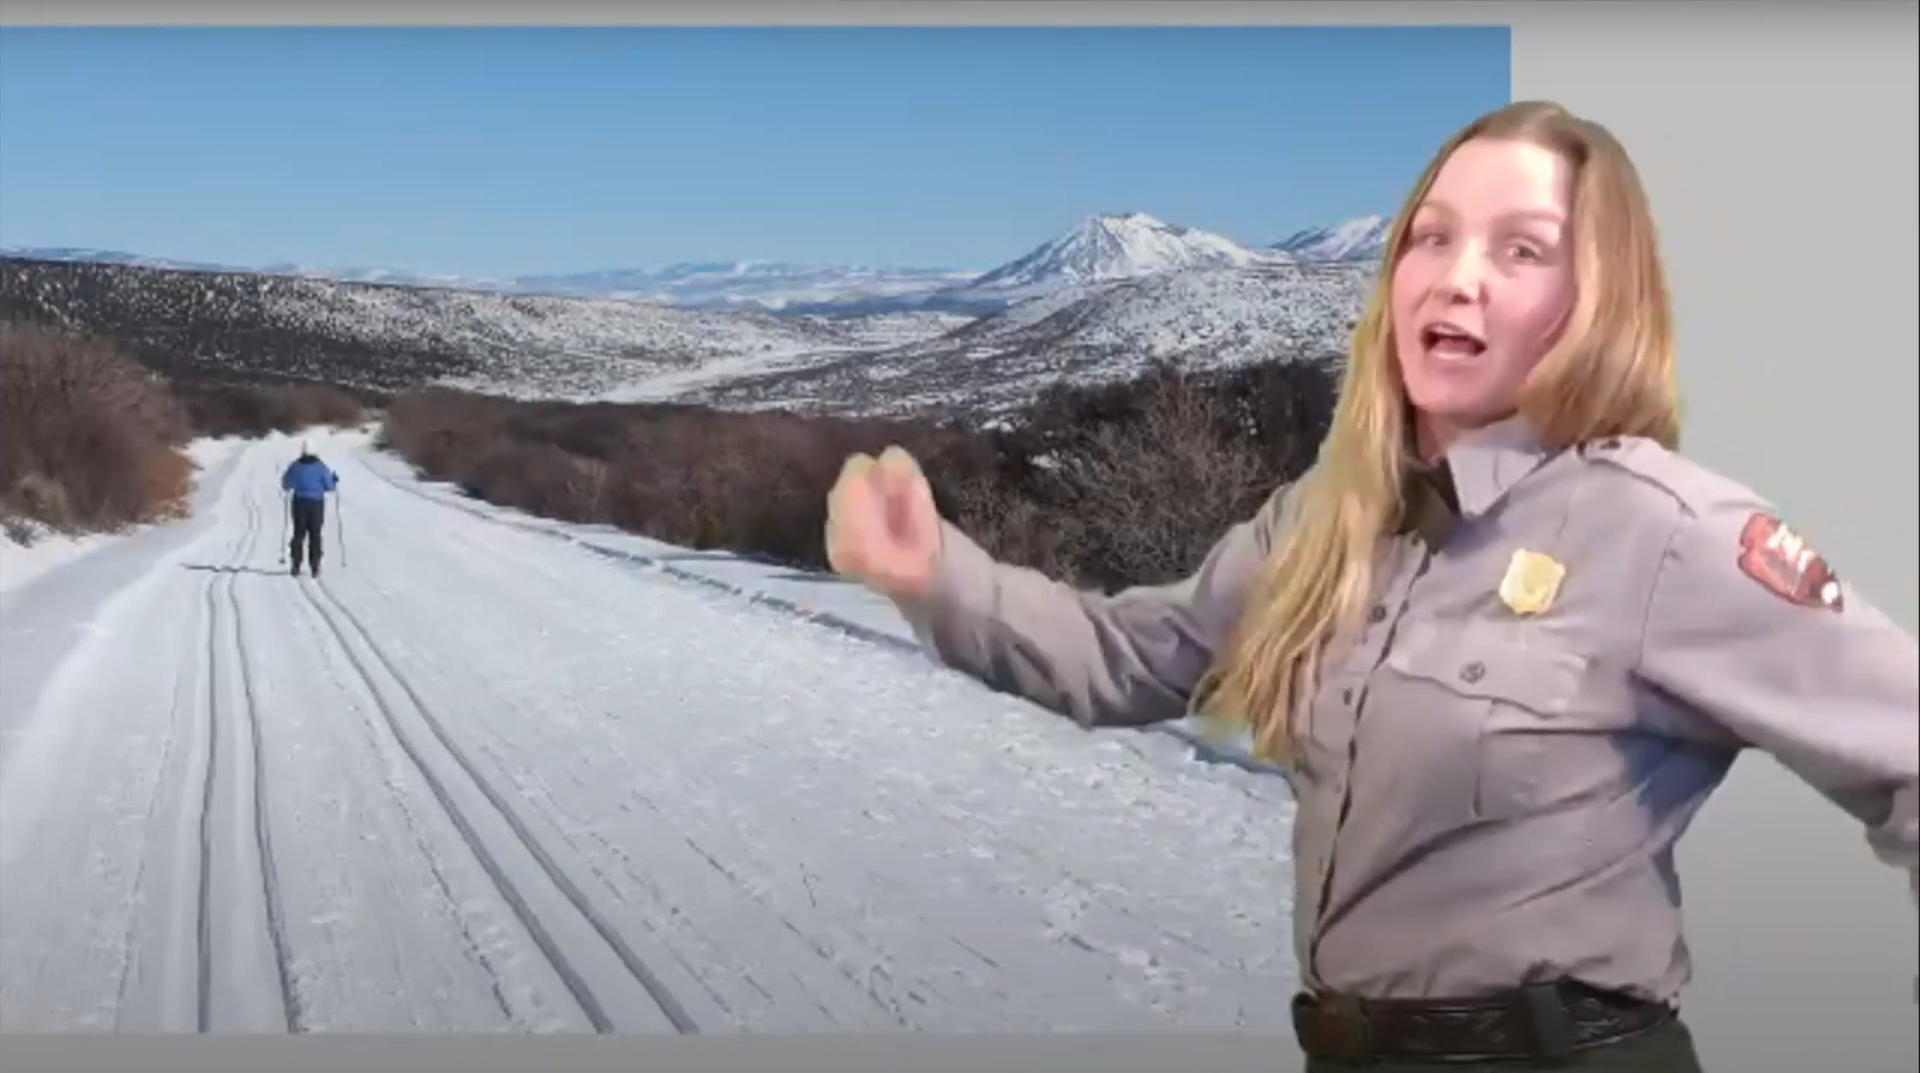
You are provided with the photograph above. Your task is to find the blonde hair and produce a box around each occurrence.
[1195,100,1682,766]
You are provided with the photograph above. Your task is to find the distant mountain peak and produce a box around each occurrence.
[1078,210,1186,238]
[2,206,1394,315]
[961,211,1270,297]
[1267,214,1391,262]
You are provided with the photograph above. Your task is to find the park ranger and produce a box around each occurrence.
[824,100,1917,1071]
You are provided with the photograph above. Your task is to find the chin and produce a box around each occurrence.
[1408,387,1489,420]
[1407,391,1512,432]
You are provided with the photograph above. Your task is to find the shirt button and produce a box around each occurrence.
[1341,688,1354,705]
[1460,661,1487,684]
[1367,605,1388,624]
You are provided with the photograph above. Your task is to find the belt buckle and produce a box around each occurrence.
[1520,982,1576,1065]
[1295,992,1375,1064]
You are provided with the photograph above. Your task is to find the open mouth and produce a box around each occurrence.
[1420,322,1487,360]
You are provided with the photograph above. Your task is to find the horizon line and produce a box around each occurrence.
[0,207,1393,282]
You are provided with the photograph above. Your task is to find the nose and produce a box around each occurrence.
[1435,241,1487,302]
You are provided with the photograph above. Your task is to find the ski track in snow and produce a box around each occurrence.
[0,429,1300,1034]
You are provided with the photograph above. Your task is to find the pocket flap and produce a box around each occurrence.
[1382,617,1590,717]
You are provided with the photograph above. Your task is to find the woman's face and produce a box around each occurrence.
[1390,136,1578,451]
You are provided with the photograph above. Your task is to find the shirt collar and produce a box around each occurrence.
[1395,412,1555,546]
[1443,412,1554,518]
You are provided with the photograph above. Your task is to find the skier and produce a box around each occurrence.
[282,438,339,578]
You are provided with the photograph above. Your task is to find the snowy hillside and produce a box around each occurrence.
[0,246,970,314]
[3,208,1387,316]
[513,261,982,312]
[0,247,517,293]
[2,206,1387,413]
[687,262,1376,418]
[261,263,520,292]
[949,212,1286,306]
[1266,214,1391,263]
[0,256,964,401]
[0,247,243,276]
[1,252,1374,416]
[0,246,982,315]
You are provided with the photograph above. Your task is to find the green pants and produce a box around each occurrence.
[1304,1016,1703,1073]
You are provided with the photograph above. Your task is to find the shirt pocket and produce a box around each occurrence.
[1379,617,1607,823]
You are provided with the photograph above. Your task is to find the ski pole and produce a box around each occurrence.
[279,489,290,564]
[336,489,347,569]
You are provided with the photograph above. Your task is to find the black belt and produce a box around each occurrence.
[1290,980,1675,1065]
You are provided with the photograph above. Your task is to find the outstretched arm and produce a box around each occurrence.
[892,482,1298,730]
[1635,500,1919,985]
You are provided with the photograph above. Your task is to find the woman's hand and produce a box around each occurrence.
[825,446,943,601]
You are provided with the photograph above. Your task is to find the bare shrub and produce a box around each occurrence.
[1033,361,1276,589]
[375,353,1337,591]
[173,379,371,439]
[0,321,195,533]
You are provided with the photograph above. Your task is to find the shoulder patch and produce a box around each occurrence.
[1736,513,1844,612]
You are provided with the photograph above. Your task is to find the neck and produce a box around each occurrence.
[1412,415,1459,465]
[1412,408,1522,464]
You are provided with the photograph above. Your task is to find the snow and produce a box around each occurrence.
[1268,215,1391,263]
[1,255,959,406]
[264,281,839,379]
[956,212,1289,303]
[692,261,1375,418]
[0,427,1297,1033]
[0,247,240,275]
[3,209,1385,415]
[0,247,981,314]
[0,525,118,601]
[416,260,1372,414]
[4,209,1390,321]
[0,439,247,606]
[514,262,984,311]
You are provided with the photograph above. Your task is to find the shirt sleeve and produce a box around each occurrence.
[891,483,1296,730]
[1635,496,1920,911]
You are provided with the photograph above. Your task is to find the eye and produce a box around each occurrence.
[1506,239,1545,263]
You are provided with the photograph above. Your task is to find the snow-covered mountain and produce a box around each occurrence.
[682,261,1375,418]
[1,207,1389,415]
[1266,214,1392,263]
[0,247,242,276]
[2,245,1372,418]
[0,247,520,293]
[2,208,1387,316]
[0,256,964,401]
[947,212,1285,305]
[512,261,981,312]
[260,263,519,291]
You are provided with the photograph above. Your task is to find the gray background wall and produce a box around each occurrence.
[0,3,1914,1072]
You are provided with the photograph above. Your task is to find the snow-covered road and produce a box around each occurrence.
[0,430,1300,1034]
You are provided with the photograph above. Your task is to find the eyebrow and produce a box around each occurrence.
[1415,200,1566,227]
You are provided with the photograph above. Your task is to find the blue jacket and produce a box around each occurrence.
[283,456,339,501]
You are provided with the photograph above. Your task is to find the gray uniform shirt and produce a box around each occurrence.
[893,414,1919,1003]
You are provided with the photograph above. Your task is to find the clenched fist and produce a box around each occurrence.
[825,445,942,601]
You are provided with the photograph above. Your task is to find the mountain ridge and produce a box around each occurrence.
[1,207,1387,316]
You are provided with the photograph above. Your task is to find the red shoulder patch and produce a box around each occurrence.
[1736,513,1844,612]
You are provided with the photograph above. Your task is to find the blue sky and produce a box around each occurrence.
[0,26,1508,278]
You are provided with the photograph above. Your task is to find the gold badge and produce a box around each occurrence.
[1499,549,1565,616]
